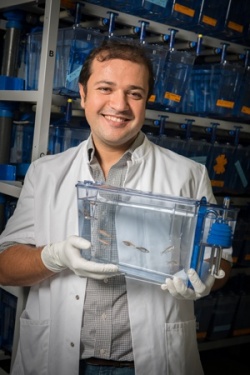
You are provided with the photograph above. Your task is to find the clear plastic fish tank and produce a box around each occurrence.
[77,181,238,284]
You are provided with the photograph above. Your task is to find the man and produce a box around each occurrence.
[0,40,232,375]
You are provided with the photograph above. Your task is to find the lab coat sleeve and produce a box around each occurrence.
[197,166,217,204]
[0,163,36,246]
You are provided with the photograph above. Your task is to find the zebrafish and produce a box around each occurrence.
[99,229,112,238]
[135,246,150,253]
[98,238,110,246]
[122,241,150,253]
[161,245,175,255]
[122,241,135,247]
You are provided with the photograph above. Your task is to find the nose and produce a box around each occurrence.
[109,90,129,112]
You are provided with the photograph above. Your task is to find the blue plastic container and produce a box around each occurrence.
[61,28,105,97]
[10,123,34,164]
[48,125,90,155]
[0,75,24,90]
[25,27,105,96]
[141,0,202,28]
[160,50,195,111]
[25,29,42,90]
[0,164,16,233]
[144,44,168,109]
[206,142,235,193]
[217,0,250,43]
[208,62,245,118]
[190,0,229,35]
[225,145,250,195]
[140,0,172,22]
[234,67,250,119]
[0,164,16,181]
[157,134,186,155]
[181,66,212,116]
[108,0,142,14]
[182,138,212,166]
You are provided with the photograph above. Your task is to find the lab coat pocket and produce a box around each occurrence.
[17,310,51,375]
[165,319,204,375]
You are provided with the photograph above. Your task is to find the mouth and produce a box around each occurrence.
[103,114,131,125]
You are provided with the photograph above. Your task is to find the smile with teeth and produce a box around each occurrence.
[104,115,129,123]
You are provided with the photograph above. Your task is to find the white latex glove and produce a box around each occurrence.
[161,268,218,300]
[41,235,119,280]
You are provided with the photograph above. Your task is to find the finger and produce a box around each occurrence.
[70,235,91,250]
[84,271,120,280]
[187,269,206,294]
[163,278,180,298]
[173,277,195,299]
[161,283,168,291]
[81,259,119,274]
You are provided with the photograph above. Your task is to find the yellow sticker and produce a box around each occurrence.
[228,21,243,33]
[213,154,227,174]
[148,95,156,103]
[201,15,217,27]
[241,106,250,115]
[211,180,224,187]
[164,92,181,102]
[174,3,195,17]
[233,328,250,336]
[216,99,234,109]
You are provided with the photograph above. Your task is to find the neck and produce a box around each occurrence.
[93,137,137,179]
[95,146,126,179]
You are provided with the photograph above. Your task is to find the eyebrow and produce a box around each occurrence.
[94,80,146,93]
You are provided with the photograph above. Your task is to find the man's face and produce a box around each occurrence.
[79,57,149,152]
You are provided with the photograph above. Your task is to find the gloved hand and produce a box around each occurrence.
[161,268,218,300]
[41,235,119,280]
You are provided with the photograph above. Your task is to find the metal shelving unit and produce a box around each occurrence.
[0,1,250,199]
[81,2,249,54]
[0,0,60,161]
[0,1,250,368]
[0,0,60,371]
[0,0,61,198]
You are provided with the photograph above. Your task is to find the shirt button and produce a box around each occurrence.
[70,342,75,347]
[75,295,80,300]
[100,349,107,356]
[103,278,109,283]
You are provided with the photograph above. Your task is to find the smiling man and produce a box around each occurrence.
[0,40,232,375]
[78,42,153,178]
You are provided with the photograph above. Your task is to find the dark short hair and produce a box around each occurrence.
[78,39,155,99]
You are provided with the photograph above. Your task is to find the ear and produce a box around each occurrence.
[79,83,86,109]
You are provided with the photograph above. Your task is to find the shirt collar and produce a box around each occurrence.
[87,131,145,162]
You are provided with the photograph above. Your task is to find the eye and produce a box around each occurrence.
[97,86,112,94]
[129,91,143,100]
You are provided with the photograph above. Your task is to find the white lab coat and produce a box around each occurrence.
[0,134,216,375]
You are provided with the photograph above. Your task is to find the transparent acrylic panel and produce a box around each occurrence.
[77,181,200,284]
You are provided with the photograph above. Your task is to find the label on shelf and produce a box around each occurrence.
[174,3,195,17]
[216,99,234,109]
[241,106,250,115]
[201,15,217,27]
[227,21,243,33]
[164,92,181,102]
